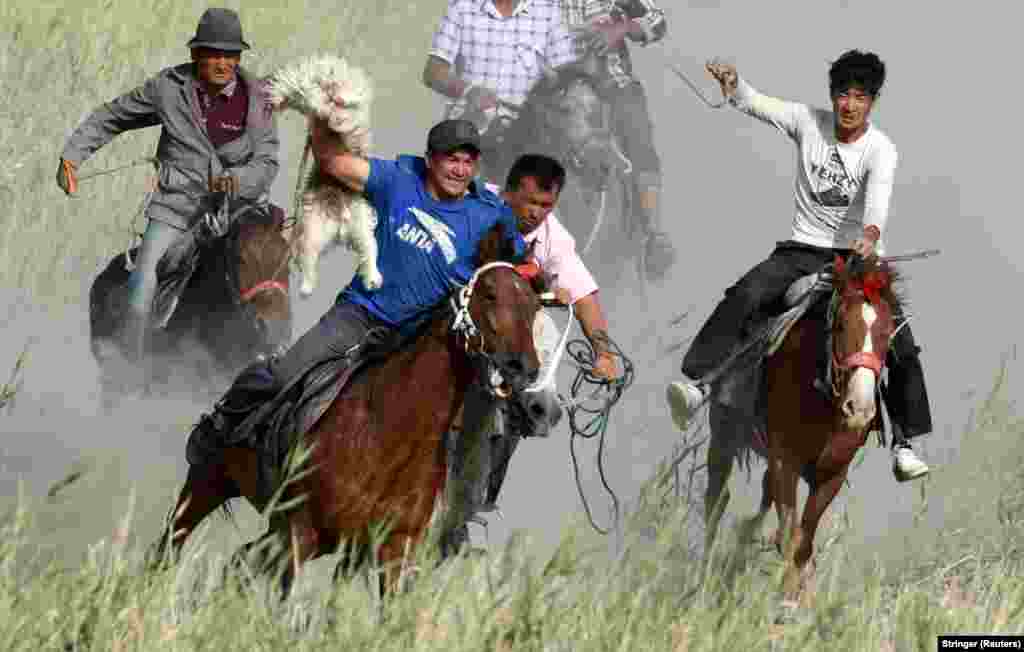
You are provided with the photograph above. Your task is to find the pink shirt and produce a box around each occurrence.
[524,211,600,304]
[486,182,599,303]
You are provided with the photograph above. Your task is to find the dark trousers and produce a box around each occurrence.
[606,81,661,191]
[221,300,389,412]
[681,240,932,441]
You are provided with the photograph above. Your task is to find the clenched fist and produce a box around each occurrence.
[209,173,239,197]
[705,57,739,98]
[56,158,78,195]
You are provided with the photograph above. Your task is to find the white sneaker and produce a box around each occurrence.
[666,381,709,431]
[892,442,930,482]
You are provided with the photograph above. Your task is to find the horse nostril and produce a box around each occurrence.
[504,357,525,376]
[530,402,546,419]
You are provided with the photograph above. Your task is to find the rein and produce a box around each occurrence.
[556,318,634,536]
[450,261,521,396]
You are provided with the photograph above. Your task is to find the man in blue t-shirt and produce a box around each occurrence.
[186,118,526,462]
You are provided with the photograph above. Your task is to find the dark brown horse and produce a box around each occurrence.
[703,254,900,600]
[89,204,293,410]
[149,223,548,595]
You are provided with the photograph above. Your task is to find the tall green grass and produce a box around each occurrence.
[1,351,1023,649]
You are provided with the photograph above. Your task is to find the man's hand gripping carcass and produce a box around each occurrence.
[266,54,383,296]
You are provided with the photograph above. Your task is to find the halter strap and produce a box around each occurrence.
[840,351,884,377]
[240,279,289,303]
[450,261,519,343]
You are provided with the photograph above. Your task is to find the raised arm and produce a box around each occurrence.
[309,117,370,194]
[706,58,807,140]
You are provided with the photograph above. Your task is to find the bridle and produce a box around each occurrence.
[450,260,533,398]
[219,206,293,354]
[826,267,889,397]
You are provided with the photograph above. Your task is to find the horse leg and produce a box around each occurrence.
[738,464,774,547]
[377,532,419,597]
[773,454,803,600]
[792,464,849,605]
[279,505,322,600]
[703,431,735,558]
[147,462,237,571]
[704,405,737,556]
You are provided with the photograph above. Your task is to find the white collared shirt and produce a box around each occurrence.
[429,0,577,116]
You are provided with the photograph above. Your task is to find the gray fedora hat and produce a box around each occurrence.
[187,8,250,52]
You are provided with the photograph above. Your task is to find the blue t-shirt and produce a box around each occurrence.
[339,155,526,335]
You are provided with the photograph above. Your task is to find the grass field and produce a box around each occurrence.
[1,357,1023,650]
[3,1,1024,649]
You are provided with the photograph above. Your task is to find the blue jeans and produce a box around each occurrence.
[126,218,184,318]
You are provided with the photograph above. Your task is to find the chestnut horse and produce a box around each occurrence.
[703,254,900,600]
[148,223,547,596]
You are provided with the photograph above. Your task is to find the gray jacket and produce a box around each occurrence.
[61,63,280,229]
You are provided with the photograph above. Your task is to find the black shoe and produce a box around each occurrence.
[643,230,677,281]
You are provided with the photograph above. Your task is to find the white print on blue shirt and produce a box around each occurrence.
[397,206,458,264]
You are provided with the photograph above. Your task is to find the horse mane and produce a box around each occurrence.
[833,254,908,313]
[474,220,527,267]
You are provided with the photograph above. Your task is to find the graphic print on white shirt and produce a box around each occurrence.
[729,77,898,253]
[812,146,857,208]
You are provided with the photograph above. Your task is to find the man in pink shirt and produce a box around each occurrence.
[442,153,619,556]
[490,153,619,380]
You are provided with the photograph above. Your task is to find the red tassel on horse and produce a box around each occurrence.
[514,261,541,280]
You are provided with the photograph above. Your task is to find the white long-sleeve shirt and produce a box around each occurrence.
[730,77,899,254]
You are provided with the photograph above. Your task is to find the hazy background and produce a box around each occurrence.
[1,0,1019,572]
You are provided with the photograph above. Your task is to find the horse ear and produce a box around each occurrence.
[475,222,505,266]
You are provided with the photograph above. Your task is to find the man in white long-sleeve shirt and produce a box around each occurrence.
[666,50,931,482]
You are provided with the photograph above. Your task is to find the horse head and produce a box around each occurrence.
[828,254,900,431]
[231,205,293,360]
[454,222,561,435]
[528,56,632,189]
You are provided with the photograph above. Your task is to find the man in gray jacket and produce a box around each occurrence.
[56,8,280,359]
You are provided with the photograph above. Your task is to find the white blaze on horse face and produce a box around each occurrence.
[845,302,878,427]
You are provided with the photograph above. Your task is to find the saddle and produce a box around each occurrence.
[709,272,889,466]
[150,202,284,329]
[221,325,407,510]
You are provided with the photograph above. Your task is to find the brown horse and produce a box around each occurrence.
[148,223,548,596]
[703,254,900,600]
[89,204,293,409]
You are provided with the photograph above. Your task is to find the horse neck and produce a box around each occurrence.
[394,315,478,422]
